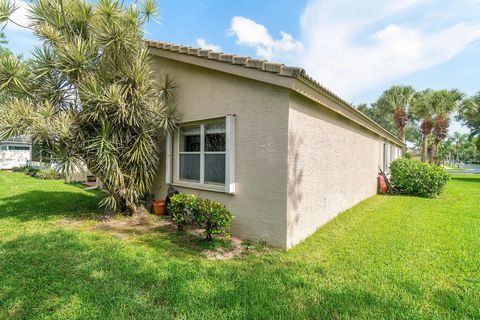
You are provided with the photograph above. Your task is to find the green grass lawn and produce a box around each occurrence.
[1,172,479,319]
[443,164,462,170]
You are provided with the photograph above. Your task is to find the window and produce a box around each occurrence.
[0,146,6,150]
[169,115,235,193]
[8,146,30,151]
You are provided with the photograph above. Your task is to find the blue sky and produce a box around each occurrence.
[5,0,480,133]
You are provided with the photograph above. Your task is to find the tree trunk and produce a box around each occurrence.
[399,125,406,143]
[421,134,428,162]
[430,141,437,165]
[128,202,149,217]
[431,140,441,165]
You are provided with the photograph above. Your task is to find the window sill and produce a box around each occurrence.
[171,182,234,194]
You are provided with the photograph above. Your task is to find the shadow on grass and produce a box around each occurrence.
[0,229,425,319]
[0,190,105,221]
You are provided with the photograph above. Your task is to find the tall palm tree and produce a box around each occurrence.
[376,85,415,144]
[412,89,434,162]
[430,89,465,164]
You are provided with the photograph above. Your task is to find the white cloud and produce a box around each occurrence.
[228,1,480,99]
[3,0,38,55]
[196,38,222,52]
[229,16,303,60]
[299,0,480,98]
[5,0,31,31]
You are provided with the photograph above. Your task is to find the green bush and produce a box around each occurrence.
[196,198,234,241]
[24,166,39,177]
[168,193,199,231]
[35,168,61,180]
[389,158,449,197]
[167,193,234,240]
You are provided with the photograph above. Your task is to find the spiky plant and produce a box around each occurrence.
[376,85,415,144]
[430,89,465,165]
[0,0,179,214]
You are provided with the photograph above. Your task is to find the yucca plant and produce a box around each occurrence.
[0,0,179,215]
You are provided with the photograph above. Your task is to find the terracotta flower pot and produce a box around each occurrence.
[152,200,166,215]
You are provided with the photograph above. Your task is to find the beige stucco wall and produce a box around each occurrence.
[150,55,291,248]
[286,92,398,249]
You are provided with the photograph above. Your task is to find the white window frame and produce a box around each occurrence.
[382,143,388,172]
[166,115,235,194]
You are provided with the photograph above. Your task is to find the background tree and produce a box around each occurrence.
[0,0,179,215]
[451,132,468,167]
[375,85,415,144]
[430,89,464,164]
[458,92,480,137]
[357,101,418,145]
[412,89,434,162]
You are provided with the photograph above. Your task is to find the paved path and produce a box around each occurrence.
[446,164,480,175]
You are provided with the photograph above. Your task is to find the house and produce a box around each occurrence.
[146,40,405,249]
[0,136,32,170]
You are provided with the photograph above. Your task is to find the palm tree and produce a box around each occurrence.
[458,92,480,137]
[412,89,434,162]
[430,89,465,165]
[0,0,179,215]
[451,132,468,167]
[376,85,415,144]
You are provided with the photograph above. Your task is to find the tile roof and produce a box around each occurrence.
[144,40,348,103]
[145,40,404,146]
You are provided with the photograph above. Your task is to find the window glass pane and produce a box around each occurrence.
[180,126,200,152]
[205,154,225,185]
[180,154,200,182]
[205,122,225,152]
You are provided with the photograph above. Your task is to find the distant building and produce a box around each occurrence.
[0,136,32,169]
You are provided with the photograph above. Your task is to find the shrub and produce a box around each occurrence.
[35,168,61,180]
[167,193,234,240]
[389,158,449,197]
[168,193,199,231]
[24,166,39,177]
[12,166,25,172]
[196,198,234,241]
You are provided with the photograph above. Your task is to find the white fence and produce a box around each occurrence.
[26,160,56,170]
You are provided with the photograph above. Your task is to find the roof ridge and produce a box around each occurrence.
[145,39,404,146]
[145,40,306,78]
[144,40,352,110]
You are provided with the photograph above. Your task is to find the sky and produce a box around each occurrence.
[4,0,480,134]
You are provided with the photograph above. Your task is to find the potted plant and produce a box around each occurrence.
[152,200,166,215]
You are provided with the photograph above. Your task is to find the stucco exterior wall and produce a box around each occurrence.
[150,55,291,248]
[286,92,397,249]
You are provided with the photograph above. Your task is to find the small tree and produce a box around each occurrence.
[0,0,179,215]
